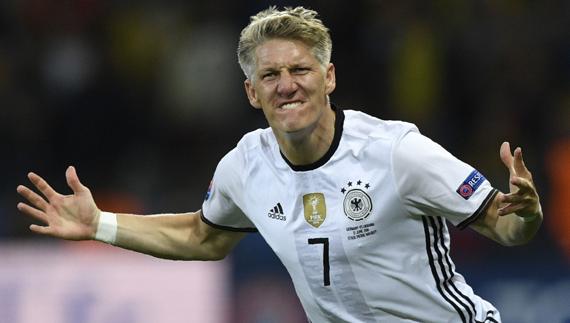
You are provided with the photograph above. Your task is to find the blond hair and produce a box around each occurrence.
[237,6,332,80]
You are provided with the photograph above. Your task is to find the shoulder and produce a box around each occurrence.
[342,109,419,143]
[213,127,275,190]
[219,127,276,169]
[236,127,275,151]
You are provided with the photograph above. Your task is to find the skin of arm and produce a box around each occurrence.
[471,193,542,246]
[114,210,246,261]
[471,142,543,246]
[17,166,245,261]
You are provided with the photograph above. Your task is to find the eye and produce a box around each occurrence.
[292,67,310,74]
[262,71,277,80]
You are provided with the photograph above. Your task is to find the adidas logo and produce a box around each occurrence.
[268,203,286,221]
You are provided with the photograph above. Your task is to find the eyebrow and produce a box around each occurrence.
[258,63,311,73]
[258,67,278,73]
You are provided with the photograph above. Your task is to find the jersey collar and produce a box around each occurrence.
[280,104,345,172]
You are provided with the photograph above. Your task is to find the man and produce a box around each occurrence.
[17,6,542,323]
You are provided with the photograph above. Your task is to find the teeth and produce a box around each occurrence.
[281,102,301,110]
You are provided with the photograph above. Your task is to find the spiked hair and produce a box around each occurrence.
[237,6,332,80]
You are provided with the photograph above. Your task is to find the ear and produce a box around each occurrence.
[244,79,262,109]
[324,63,336,95]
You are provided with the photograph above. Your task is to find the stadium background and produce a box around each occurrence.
[1,1,569,322]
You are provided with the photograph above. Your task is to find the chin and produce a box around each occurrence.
[278,121,318,140]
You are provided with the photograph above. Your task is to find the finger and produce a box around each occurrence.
[513,147,531,178]
[500,192,525,204]
[16,185,49,211]
[510,176,535,194]
[29,224,52,236]
[497,203,526,216]
[66,166,87,194]
[17,202,49,223]
[28,172,60,201]
[499,142,515,174]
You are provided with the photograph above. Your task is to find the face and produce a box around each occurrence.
[244,38,336,138]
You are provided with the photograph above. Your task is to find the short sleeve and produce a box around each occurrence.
[201,148,257,232]
[392,131,498,229]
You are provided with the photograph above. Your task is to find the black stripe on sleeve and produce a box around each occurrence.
[200,212,258,233]
[457,189,499,230]
[422,217,468,323]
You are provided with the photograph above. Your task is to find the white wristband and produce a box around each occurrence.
[95,211,118,244]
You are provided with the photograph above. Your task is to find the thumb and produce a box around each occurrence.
[499,141,515,175]
[66,166,87,194]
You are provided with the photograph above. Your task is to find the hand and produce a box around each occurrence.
[17,166,100,240]
[497,142,542,219]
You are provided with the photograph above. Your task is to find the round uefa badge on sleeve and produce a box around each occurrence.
[458,184,473,199]
[341,180,373,221]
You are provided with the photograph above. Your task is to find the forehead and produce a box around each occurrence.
[254,38,318,69]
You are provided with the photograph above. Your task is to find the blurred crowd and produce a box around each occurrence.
[1,0,569,279]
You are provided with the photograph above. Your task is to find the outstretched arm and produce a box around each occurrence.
[471,142,543,246]
[17,166,245,260]
[114,210,245,260]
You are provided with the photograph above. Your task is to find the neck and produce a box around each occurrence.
[276,106,336,166]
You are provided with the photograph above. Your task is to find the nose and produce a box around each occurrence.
[276,71,298,96]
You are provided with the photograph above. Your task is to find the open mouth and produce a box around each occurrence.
[280,101,303,110]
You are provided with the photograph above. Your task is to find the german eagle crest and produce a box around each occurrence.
[341,180,372,221]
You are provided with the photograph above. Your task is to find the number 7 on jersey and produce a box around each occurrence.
[308,238,330,286]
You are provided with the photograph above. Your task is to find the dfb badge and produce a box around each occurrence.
[341,180,373,221]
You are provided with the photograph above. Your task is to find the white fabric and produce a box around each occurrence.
[95,211,117,245]
[393,131,494,227]
[202,109,501,323]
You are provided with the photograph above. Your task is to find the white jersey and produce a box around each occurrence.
[202,107,501,323]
